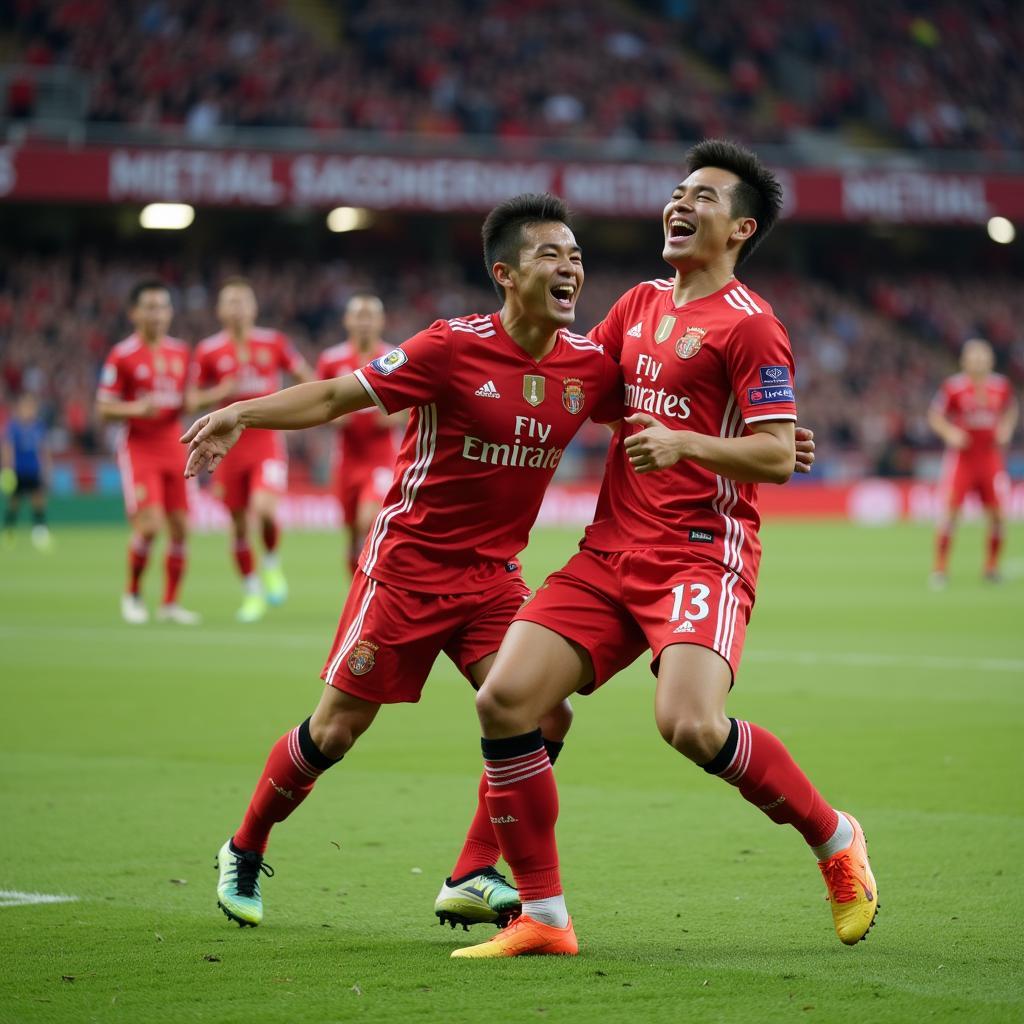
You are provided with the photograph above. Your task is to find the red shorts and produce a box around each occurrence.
[320,570,531,704]
[516,546,755,690]
[213,431,288,513]
[117,443,188,516]
[940,450,1009,512]
[338,463,393,527]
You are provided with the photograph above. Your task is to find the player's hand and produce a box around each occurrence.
[135,397,157,418]
[794,425,815,474]
[623,413,687,473]
[181,407,244,477]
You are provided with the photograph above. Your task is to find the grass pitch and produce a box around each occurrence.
[1,520,1022,1024]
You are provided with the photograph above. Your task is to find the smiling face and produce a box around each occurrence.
[495,221,584,328]
[662,166,757,272]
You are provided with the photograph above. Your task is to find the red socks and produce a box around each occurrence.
[234,538,254,578]
[233,718,339,854]
[481,730,561,900]
[986,525,1003,573]
[163,541,186,605]
[262,519,280,554]
[703,719,838,847]
[934,529,951,573]
[127,534,152,595]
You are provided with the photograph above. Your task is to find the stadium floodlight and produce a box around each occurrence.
[986,216,1015,244]
[326,207,372,233]
[140,203,195,230]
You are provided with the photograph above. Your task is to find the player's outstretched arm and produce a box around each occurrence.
[624,414,795,484]
[182,373,373,477]
[96,396,156,421]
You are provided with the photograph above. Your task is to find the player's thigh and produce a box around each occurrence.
[653,644,732,758]
[249,483,280,520]
[131,503,164,538]
[166,507,189,541]
[476,621,593,735]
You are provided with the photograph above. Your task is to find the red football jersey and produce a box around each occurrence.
[191,326,306,459]
[352,313,623,593]
[931,373,1013,455]
[317,340,397,470]
[97,334,190,451]
[585,278,797,591]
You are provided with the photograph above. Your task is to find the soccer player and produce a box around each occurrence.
[452,140,878,959]
[183,194,625,930]
[97,280,198,625]
[1,392,52,550]
[928,337,1018,586]
[316,295,399,575]
[187,279,314,622]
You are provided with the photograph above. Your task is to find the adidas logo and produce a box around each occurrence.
[626,321,643,338]
[672,621,696,634]
[269,777,294,800]
[475,380,501,398]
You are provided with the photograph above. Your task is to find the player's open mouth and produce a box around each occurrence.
[550,283,576,309]
[668,219,696,241]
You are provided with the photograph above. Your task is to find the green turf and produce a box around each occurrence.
[1,521,1022,1024]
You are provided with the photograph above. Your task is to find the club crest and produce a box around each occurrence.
[676,327,706,360]
[523,374,545,407]
[561,377,585,415]
[347,640,379,676]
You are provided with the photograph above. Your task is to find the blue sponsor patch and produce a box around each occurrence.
[759,365,791,386]
[747,385,795,406]
[369,349,407,375]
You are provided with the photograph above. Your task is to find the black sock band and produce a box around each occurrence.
[298,717,341,771]
[701,718,739,775]
[481,728,544,761]
[543,738,564,766]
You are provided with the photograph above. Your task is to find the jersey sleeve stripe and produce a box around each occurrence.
[450,324,496,338]
[745,412,798,423]
[723,290,755,317]
[734,285,764,313]
[353,369,387,413]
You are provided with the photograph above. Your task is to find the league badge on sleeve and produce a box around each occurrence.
[759,365,791,386]
[370,349,408,376]
[561,377,585,415]
[676,327,706,360]
[101,363,118,386]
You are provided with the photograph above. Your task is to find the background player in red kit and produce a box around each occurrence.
[928,337,1018,586]
[187,279,314,622]
[454,141,877,960]
[96,280,199,625]
[316,294,399,575]
[182,194,624,932]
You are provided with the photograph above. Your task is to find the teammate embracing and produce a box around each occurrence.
[928,337,1018,586]
[453,140,878,959]
[184,194,623,931]
[187,279,314,622]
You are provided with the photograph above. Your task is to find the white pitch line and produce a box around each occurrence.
[0,890,79,908]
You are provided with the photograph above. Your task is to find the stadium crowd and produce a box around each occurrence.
[5,0,1021,153]
[1,252,1020,477]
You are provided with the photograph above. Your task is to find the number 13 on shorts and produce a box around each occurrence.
[669,582,711,622]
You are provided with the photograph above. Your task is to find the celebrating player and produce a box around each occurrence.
[1,392,52,550]
[97,280,198,625]
[452,140,876,959]
[928,338,1018,586]
[184,194,626,930]
[187,279,314,622]
[316,295,399,575]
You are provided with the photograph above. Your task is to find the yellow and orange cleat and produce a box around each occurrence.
[450,913,579,959]
[818,812,879,945]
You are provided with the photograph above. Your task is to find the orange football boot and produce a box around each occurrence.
[818,813,879,945]
[450,913,579,959]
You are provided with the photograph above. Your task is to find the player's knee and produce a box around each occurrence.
[539,699,573,743]
[657,714,727,763]
[475,684,531,736]
[310,714,359,760]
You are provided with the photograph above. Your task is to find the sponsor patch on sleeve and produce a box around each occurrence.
[747,385,795,406]
[758,365,791,386]
[101,363,118,387]
[369,349,408,375]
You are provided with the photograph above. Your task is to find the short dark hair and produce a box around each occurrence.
[129,279,170,307]
[219,276,253,293]
[686,139,783,267]
[481,193,572,301]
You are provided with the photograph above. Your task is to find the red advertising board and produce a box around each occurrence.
[2,142,1022,223]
